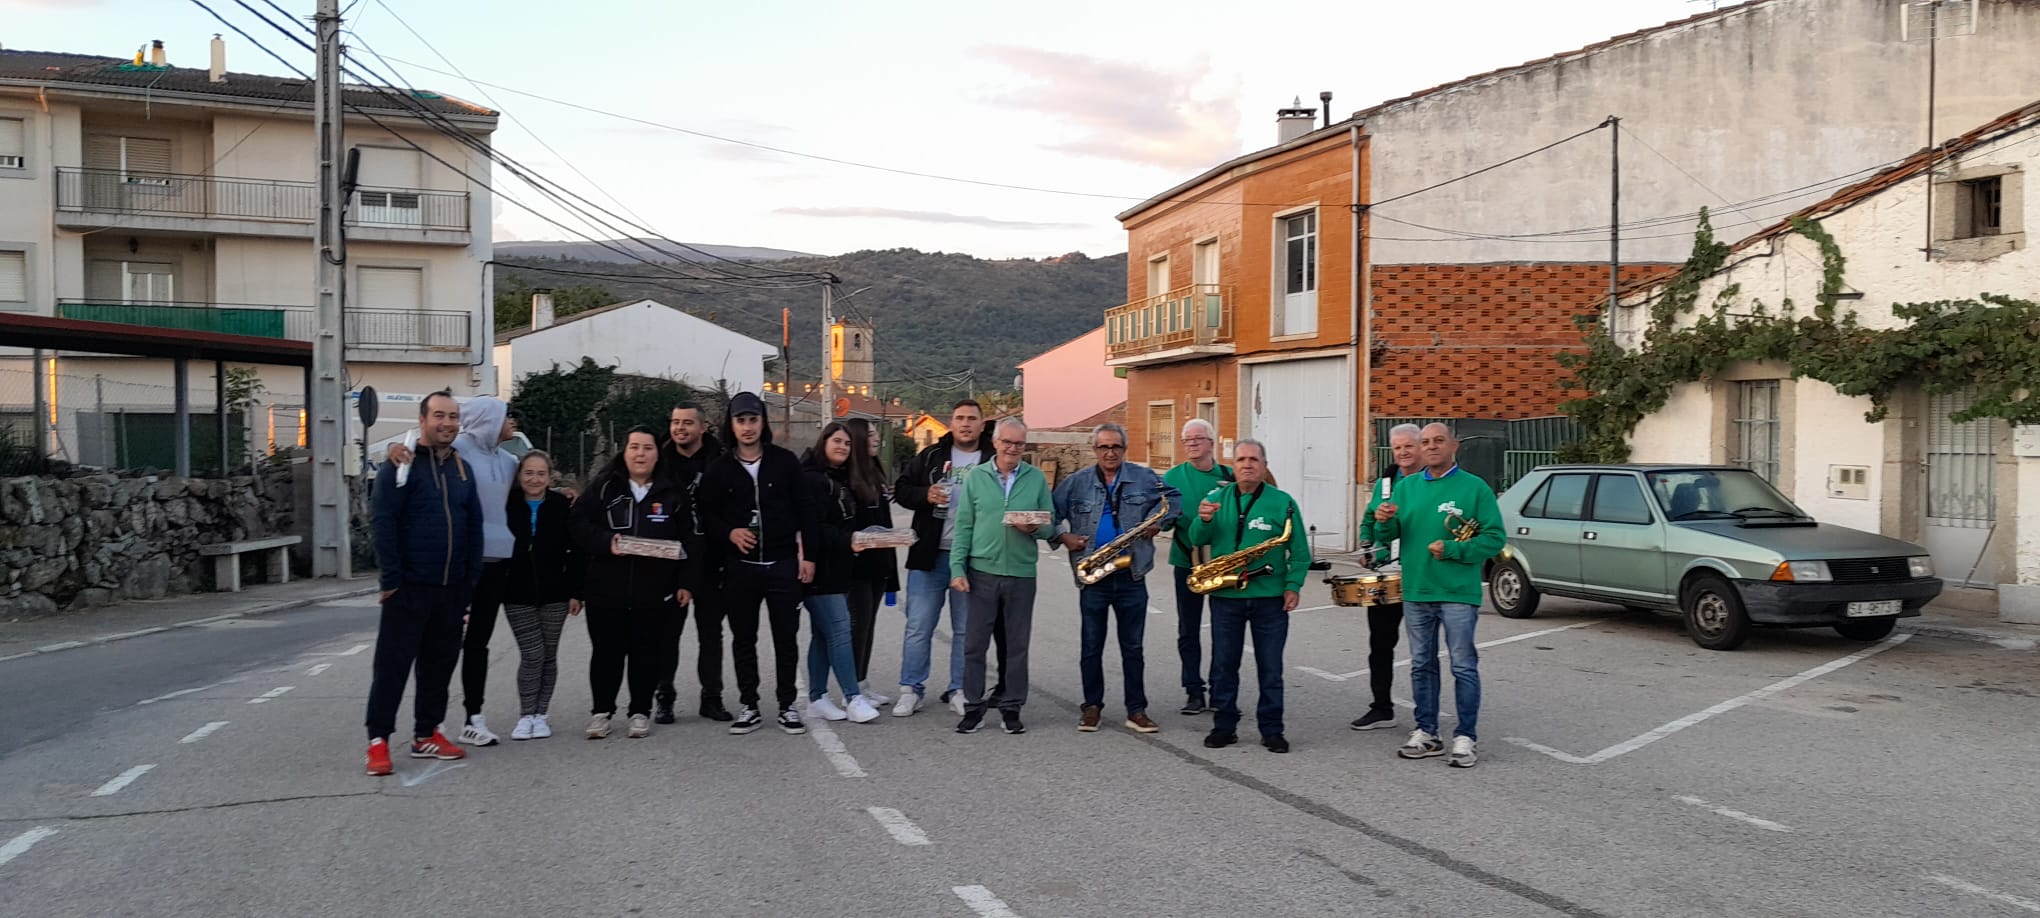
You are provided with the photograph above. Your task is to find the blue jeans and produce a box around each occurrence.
[900,550,970,694]
[1208,595,1288,739]
[1078,572,1149,715]
[1172,566,1207,695]
[1404,601,1480,741]
[805,593,860,702]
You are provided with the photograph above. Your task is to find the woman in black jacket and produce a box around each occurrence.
[800,422,879,724]
[842,418,900,705]
[570,427,696,740]
[503,450,579,741]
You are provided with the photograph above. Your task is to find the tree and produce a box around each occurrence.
[494,276,617,332]
[509,358,615,477]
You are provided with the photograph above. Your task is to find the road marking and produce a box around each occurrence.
[308,642,372,657]
[805,719,866,778]
[1673,795,1792,833]
[306,663,332,676]
[1335,620,1600,680]
[865,807,931,846]
[952,885,1023,918]
[35,641,84,653]
[1505,634,1911,765]
[1290,604,1338,614]
[1296,666,1347,682]
[172,614,239,628]
[1149,605,1165,616]
[0,827,58,868]
[1928,875,2040,912]
[0,651,36,663]
[248,686,295,704]
[95,627,169,643]
[400,761,468,787]
[180,721,230,744]
[90,764,157,797]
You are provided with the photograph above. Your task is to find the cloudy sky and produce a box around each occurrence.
[5,0,1718,258]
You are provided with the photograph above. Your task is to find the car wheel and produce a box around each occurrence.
[1489,558,1540,619]
[1682,573,1750,651]
[1834,618,1898,642]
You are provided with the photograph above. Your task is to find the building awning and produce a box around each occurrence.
[0,312,313,367]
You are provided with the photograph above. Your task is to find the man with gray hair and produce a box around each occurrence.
[1053,422,1181,733]
[948,417,1058,735]
[1350,422,1423,731]
[1162,417,1232,715]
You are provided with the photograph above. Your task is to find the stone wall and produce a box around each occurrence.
[0,467,301,618]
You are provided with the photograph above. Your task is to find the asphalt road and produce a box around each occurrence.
[2,551,2037,918]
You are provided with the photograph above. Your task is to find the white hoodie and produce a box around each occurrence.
[452,396,518,561]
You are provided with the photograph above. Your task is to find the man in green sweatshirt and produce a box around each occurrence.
[1162,418,1232,715]
[1350,423,1423,733]
[1182,439,1312,754]
[950,417,1058,736]
[1370,423,1506,768]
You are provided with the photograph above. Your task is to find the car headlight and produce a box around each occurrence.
[1908,556,1934,578]
[1770,560,1832,583]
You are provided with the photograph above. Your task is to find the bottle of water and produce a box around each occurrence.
[884,591,897,607]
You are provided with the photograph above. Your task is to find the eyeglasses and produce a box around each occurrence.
[995,439,1027,449]
[1094,444,1126,452]
[1181,437,1212,445]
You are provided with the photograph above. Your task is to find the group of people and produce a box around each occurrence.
[359,392,1503,776]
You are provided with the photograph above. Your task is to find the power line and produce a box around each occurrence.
[1367,118,1614,210]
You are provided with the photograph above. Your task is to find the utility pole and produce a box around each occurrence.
[780,307,792,433]
[1607,115,1621,320]
[311,0,352,577]
[818,275,838,433]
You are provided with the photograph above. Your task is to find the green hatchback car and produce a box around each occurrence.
[1485,465,1944,650]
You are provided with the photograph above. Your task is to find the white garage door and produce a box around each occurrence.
[1245,356,1351,554]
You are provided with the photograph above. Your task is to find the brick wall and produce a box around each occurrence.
[1123,357,1237,468]
[1368,263,1668,418]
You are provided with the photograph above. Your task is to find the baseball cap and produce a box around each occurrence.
[728,391,767,418]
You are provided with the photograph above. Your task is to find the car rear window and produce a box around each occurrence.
[1590,475,1654,525]
[1525,474,1591,520]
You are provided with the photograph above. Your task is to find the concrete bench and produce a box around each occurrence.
[199,535,302,593]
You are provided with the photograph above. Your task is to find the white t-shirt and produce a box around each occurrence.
[938,447,984,549]
[740,456,762,482]
[629,480,650,503]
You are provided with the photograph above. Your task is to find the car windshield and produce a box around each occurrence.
[1645,469,1808,522]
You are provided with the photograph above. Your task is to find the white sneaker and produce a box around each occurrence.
[585,713,611,739]
[808,696,849,722]
[628,714,651,738]
[510,715,536,741]
[1448,735,1478,768]
[1398,729,1445,759]
[846,695,881,723]
[458,715,500,746]
[948,692,967,717]
[531,714,552,739]
[891,689,923,718]
[859,683,893,706]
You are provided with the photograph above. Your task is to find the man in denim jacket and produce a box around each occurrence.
[1052,423,1182,735]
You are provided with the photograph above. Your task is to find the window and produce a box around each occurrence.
[1146,402,1176,468]
[1960,177,2002,239]
[0,118,23,170]
[358,266,424,309]
[1589,474,1654,525]
[1731,380,1780,482]
[1277,210,1317,336]
[1522,473,1590,520]
[356,190,424,226]
[85,135,171,183]
[0,251,26,304]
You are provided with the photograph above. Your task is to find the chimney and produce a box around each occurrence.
[1276,96,1317,144]
[531,289,555,331]
[209,34,226,83]
[1319,91,1333,129]
[149,39,166,68]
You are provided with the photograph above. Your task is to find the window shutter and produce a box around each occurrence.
[85,135,122,171]
[0,251,26,302]
[357,267,423,309]
[357,147,421,188]
[123,137,172,177]
[85,260,125,302]
[0,119,23,167]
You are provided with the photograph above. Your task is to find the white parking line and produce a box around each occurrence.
[806,720,866,778]
[90,764,156,797]
[1673,795,1792,832]
[0,827,58,868]
[1149,606,1165,616]
[953,885,1023,917]
[1321,620,1602,681]
[248,686,295,704]
[1505,634,1912,765]
[94,627,168,643]
[865,807,932,846]
[400,761,468,787]
[35,641,84,653]
[308,642,371,657]
[306,663,332,676]
[1928,875,2040,912]
[179,721,229,744]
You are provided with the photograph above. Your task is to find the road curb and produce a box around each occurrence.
[1899,620,2040,649]
[0,585,381,665]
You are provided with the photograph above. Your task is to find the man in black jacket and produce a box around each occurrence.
[652,401,732,724]
[695,392,816,736]
[891,399,1005,718]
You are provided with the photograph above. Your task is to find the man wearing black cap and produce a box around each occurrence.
[695,392,816,736]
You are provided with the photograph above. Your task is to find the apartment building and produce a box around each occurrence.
[0,40,496,470]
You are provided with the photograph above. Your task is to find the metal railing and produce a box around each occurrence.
[56,300,470,350]
[1105,283,1233,360]
[55,167,469,232]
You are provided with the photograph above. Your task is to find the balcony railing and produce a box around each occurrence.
[1105,283,1233,361]
[55,168,470,232]
[57,300,472,351]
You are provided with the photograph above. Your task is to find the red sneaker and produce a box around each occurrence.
[409,730,466,760]
[365,739,394,776]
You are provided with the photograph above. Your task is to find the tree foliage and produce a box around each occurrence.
[493,277,617,330]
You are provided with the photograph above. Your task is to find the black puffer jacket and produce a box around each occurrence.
[853,463,901,593]
[893,433,988,572]
[504,489,578,604]
[569,474,697,609]
[802,465,860,596]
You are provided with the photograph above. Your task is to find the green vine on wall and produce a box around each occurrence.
[1555,208,2040,463]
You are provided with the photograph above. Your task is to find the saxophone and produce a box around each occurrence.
[1075,502,1172,585]
[1188,517,1292,595]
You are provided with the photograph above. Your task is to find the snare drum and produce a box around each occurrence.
[1326,572,1404,607]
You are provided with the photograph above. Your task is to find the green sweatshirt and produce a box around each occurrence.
[1162,460,1233,568]
[1371,466,1506,605]
[1181,482,1312,599]
[1356,467,1409,547]
[949,459,1057,580]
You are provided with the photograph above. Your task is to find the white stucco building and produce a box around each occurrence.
[1624,100,2040,623]
[493,295,777,399]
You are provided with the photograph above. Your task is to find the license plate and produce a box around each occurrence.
[1846,600,1901,618]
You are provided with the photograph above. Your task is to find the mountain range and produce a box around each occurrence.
[494,238,817,264]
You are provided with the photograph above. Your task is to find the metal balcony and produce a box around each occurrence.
[54,168,471,239]
[1104,283,1234,366]
[56,300,472,356]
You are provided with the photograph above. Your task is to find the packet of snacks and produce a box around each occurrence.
[614,536,686,560]
[1002,510,1052,527]
[852,526,918,549]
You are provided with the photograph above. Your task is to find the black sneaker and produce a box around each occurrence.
[1350,709,1397,731]
[1202,730,1237,749]
[728,706,763,735]
[1262,735,1290,754]
[699,698,735,723]
[956,711,984,734]
[1001,711,1026,735]
[1180,693,1206,716]
[777,707,807,735]
[653,701,676,725]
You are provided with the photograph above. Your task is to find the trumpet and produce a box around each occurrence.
[1075,502,1172,585]
[1445,511,1479,542]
